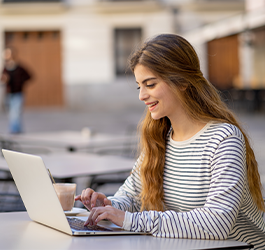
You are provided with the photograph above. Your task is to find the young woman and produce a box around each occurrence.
[75,34,265,249]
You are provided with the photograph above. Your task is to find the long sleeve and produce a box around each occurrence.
[108,123,265,248]
[109,158,143,213]
[121,135,246,239]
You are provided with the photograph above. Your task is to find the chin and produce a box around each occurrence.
[150,113,163,120]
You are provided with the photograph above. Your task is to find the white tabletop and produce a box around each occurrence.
[0,212,252,250]
[0,152,135,179]
[0,131,138,151]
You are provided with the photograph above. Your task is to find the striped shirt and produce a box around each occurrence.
[110,122,265,249]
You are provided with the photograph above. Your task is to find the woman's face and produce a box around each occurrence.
[134,64,184,121]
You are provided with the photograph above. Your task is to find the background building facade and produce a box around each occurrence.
[2,0,264,112]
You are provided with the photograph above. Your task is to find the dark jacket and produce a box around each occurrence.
[3,65,31,94]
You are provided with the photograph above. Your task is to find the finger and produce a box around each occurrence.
[95,212,110,224]
[81,188,94,205]
[85,208,97,226]
[74,195,81,201]
[85,207,106,226]
[80,189,86,202]
[84,217,90,226]
[91,192,101,208]
[104,198,112,206]
[90,207,107,225]
[91,207,117,225]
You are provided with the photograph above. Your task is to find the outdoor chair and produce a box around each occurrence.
[0,170,25,212]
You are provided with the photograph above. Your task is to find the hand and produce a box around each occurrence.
[75,188,111,211]
[85,206,125,228]
[0,73,9,84]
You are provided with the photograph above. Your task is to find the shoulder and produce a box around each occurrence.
[16,65,31,78]
[208,122,244,142]
[207,122,245,147]
[16,65,27,71]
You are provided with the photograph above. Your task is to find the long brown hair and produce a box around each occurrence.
[129,33,265,212]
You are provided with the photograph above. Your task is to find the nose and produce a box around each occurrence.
[139,86,149,102]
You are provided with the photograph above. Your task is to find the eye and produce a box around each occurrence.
[146,83,155,88]
[137,86,140,90]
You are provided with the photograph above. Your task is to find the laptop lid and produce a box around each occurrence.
[2,149,140,236]
[2,149,73,235]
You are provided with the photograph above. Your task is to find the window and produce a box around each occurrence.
[114,28,142,76]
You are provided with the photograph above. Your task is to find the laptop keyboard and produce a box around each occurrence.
[67,217,113,232]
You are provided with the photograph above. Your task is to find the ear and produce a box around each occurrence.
[179,84,188,91]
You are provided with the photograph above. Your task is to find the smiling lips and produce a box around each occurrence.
[146,101,159,111]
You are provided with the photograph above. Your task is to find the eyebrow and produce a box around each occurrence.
[136,77,157,85]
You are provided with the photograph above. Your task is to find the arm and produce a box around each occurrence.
[19,66,31,82]
[108,156,141,212]
[121,135,246,239]
[76,158,143,227]
[0,69,9,84]
[108,161,142,213]
[75,157,142,211]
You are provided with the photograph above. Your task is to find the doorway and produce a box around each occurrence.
[4,31,64,107]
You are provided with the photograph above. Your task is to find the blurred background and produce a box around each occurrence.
[0,0,265,211]
[0,0,265,112]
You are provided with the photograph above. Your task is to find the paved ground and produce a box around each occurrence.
[0,107,265,197]
[0,107,144,135]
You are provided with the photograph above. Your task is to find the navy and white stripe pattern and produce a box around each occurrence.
[110,122,265,249]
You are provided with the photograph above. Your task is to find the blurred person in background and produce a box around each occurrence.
[76,34,265,249]
[0,47,31,134]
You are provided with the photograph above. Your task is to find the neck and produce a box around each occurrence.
[170,113,206,142]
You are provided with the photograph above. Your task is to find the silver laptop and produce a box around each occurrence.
[2,149,143,236]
